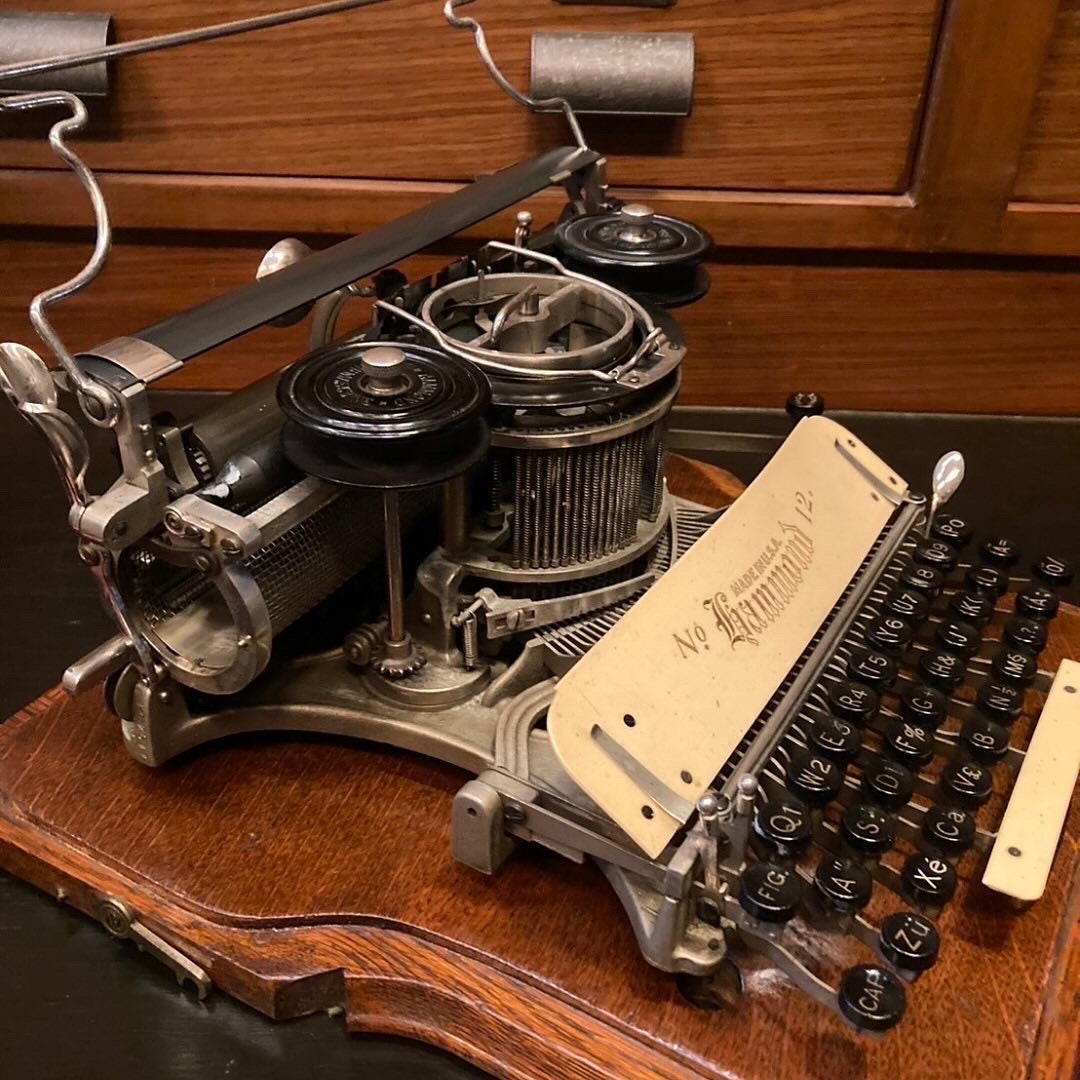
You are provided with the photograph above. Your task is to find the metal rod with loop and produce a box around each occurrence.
[444,0,588,151]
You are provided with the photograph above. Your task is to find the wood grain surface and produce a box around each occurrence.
[0,460,1076,1080]
[1015,0,1080,203]
[0,0,940,193]
[4,236,1080,415]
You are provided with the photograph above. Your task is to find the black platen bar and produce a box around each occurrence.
[120,147,599,365]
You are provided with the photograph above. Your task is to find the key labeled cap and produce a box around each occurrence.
[838,965,907,1031]
[901,852,957,908]
[1015,583,1059,621]
[979,537,1020,568]
[739,861,803,923]
[865,614,913,656]
[900,682,948,729]
[934,619,981,658]
[1003,616,1048,654]
[753,795,814,858]
[885,588,931,624]
[960,715,1010,763]
[930,513,972,549]
[847,648,898,690]
[913,540,958,573]
[941,759,993,807]
[965,564,1009,598]
[918,649,967,693]
[991,646,1038,687]
[879,911,940,972]
[814,855,873,914]
[809,716,861,763]
[883,719,935,769]
[949,590,995,627]
[901,563,945,596]
[862,757,916,809]
[785,748,844,806]
[1033,554,1074,588]
[827,679,880,725]
[922,805,975,856]
[977,680,1024,724]
[842,801,896,857]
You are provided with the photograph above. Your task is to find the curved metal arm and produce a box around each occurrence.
[0,91,118,425]
[443,0,587,151]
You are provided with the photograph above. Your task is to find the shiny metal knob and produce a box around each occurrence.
[360,346,409,397]
[256,238,314,327]
[619,202,655,225]
[927,450,965,536]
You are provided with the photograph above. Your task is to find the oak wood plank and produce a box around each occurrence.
[0,0,940,193]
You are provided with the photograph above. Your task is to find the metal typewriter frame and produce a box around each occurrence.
[3,0,1074,1036]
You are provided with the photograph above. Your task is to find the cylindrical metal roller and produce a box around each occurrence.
[0,13,113,96]
[530,31,694,117]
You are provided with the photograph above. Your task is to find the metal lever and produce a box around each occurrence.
[0,0,393,85]
[444,0,588,150]
[98,897,211,998]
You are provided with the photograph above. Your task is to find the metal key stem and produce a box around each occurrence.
[0,0,393,85]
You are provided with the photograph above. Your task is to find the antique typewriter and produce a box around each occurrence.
[2,0,1078,1038]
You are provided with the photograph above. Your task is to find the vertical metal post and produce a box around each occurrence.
[383,491,406,646]
[441,475,470,555]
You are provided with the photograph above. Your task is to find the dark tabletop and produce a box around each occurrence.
[1,393,1077,1078]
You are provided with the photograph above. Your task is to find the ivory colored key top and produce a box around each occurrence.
[983,659,1080,901]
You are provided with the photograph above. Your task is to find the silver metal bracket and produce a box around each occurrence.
[98,896,211,999]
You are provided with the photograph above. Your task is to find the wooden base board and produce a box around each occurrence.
[0,463,1077,1080]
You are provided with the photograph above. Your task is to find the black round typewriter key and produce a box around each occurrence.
[965,563,1009,598]
[960,715,1011,763]
[918,649,967,693]
[862,757,915,809]
[922,805,975,856]
[884,588,931,624]
[930,513,973,549]
[753,795,814,858]
[883,719,936,770]
[979,536,1021,568]
[940,759,994,808]
[991,646,1038,687]
[879,911,940,973]
[814,856,873,914]
[865,614,913,656]
[785,749,844,806]
[827,679,880,725]
[1003,615,1048,654]
[901,852,957,908]
[949,590,996,627]
[838,965,907,1032]
[808,716,861,763]
[1015,583,1059,621]
[976,680,1025,724]
[739,861,803,923]
[841,802,896,858]
[847,648,898,690]
[934,618,982,658]
[900,563,945,596]
[900,682,949,729]
[913,540,958,573]
[1033,554,1074,589]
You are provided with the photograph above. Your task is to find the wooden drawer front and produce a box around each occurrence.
[1015,0,1080,202]
[0,0,940,192]
[3,237,1080,415]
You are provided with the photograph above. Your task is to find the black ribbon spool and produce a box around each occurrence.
[554,205,712,308]
[277,340,490,490]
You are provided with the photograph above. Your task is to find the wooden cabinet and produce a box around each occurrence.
[0,0,942,191]
[2,0,1080,414]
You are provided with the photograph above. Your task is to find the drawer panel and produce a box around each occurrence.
[1015,0,1080,202]
[0,0,940,193]
[3,236,1079,415]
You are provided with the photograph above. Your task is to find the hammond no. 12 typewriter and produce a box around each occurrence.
[1,0,1077,1044]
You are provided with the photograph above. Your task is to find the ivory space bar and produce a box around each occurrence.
[983,658,1080,902]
